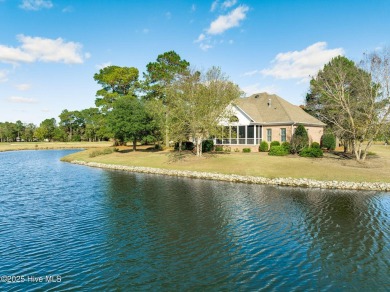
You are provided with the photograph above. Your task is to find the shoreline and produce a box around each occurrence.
[70,160,390,192]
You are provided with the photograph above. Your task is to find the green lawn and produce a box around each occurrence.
[61,144,390,183]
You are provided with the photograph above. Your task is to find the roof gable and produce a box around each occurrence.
[233,92,326,126]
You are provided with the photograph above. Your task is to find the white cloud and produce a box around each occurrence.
[165,11,171,19]
[242,70,260,77]
[41,108,50,112]
[19,0,53,11]
[191,4,196,12]
[207,5,249,35]
[0,69,8,82]
[196,4,249,51]
[200,43,213,51]
[95,62,112,70]
[195,33,206,43]
[15,83,32,91]
[0,45,35,63]
[210,0,219,12]
[222,0,237,9]
[62,6,73,13]
[261,42,344,81]
[7,96,38,103]
[241,83,279,96]
[142,28,150,34]
[0,34,86,64]
[84,52,91,59]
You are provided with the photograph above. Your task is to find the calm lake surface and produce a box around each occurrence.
[0,150,389,291]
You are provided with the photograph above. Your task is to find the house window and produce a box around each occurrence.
[267,129,272,142]
[281,128,286,142]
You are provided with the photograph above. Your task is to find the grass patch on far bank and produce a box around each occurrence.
[0,141,112,152]
[61,144,390,183]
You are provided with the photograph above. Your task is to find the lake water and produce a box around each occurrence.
[0,149,389,291]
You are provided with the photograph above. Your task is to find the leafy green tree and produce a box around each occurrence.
[291,124,309,154]
[168,67,242,156]
[23,123,36,142]
[59,109,86,141]
[94,66,140,110]
[107,97,155,150]
[306,51,390,161]
[143,51,190,147]
[35,118,57,141]
[15,120,24,140]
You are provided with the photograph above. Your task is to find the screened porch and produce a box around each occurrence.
[214,125,262,145]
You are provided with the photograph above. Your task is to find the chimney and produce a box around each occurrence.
[268,98,271,108]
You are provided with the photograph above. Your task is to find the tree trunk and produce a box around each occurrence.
[133,139,137,151]
[196,137,202,157]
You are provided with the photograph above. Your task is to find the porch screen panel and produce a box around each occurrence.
[239,126,245,144]
[222,126,230,144]
[231,126,238,144]
[247,125,254,144]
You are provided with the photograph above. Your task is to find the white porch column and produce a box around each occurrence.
[245,125,247,145]
[254,125,256,145]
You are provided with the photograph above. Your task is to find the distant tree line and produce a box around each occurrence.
[0,51,242,156]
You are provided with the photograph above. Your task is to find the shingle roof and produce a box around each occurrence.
[234,92,326,126]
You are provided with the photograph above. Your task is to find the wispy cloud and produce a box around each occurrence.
[0,34,87,64]
[165,11,172,19]
[242,70,260,77]
[210,0,219,12]
[200,43,213,51]
[19,0,53,11]
[222,0,237,9]
[207,5,249,35]
[7,96,38,104]
[261,42,344,81]
[95,62,112,70]
[62,6,73,13]
[15,83,32,91]
[0,69,8,82]
[241,83,279,96]
[191,4,196,12]
[196,4,249,51]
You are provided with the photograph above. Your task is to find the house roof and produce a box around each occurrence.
[233,92,326,126]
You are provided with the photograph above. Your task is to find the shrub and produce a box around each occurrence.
[291,125,309,154]
[202,140,214,153]
[299,147,323,158]
[224,146,231,152]
[268,145,289,156]
[270,141,280,147]
[242,148,251,153]
[89,147,115,158]
[174,141,195,151]
[321,133,336,150]
[281,141,291,153]
[215,145,224,152]
[234,148,240,152]
[311,142,320,149]
[154,144,163,150]
[259,141,269,152]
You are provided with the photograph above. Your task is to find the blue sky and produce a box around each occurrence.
[0,0,389,124]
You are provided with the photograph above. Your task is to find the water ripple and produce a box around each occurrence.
[0,150,389,291]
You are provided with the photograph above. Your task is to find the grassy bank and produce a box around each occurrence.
[0,141,112,152]
[61,144,390,183]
